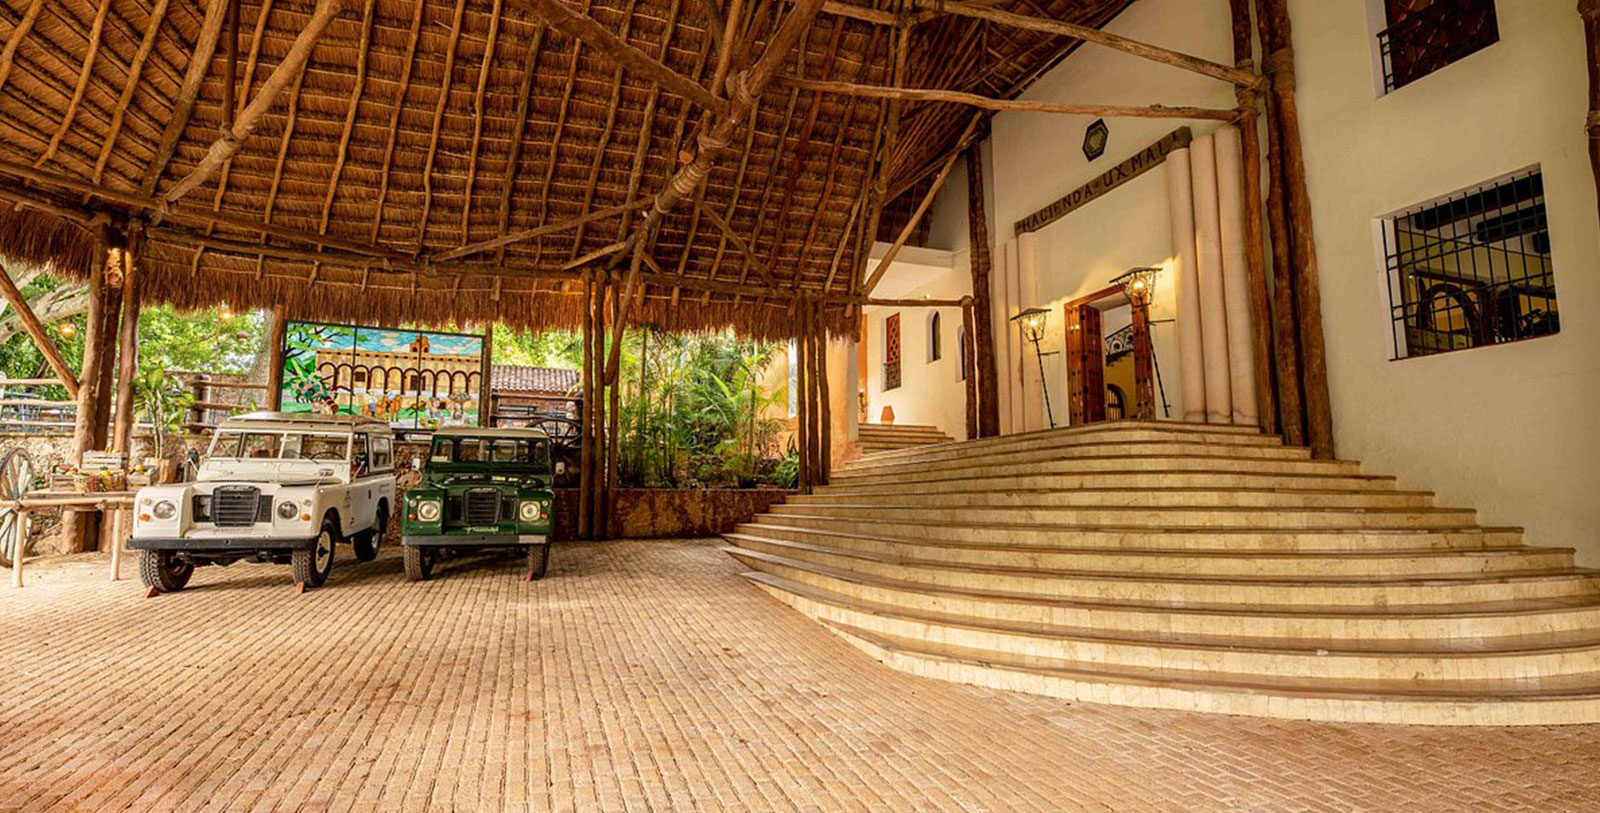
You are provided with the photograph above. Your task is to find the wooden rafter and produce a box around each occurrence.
[781,77,1241,121]
[435,198,653,262]
[570,0,643,258]
[89,0,172,185]
[33,0,112,168]
[461,0,507,247]
[137,0,228,195]
[413,0,469,255]
[317,0,378,244]
[368,0,427,246]
[532,0,596,266]
[493,21,548,264]
[506,0,725,114]
[164,0,344,204]
[0,0,45,97]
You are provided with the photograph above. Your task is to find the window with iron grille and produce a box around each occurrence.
[1381,169,1558,360]
[1378,0,1498,92]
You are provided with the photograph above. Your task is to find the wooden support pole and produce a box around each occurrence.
[962,298,978,440]
[266,305,287,410]
[1581,0,1600,222]
[594,275,610,533]
[10,507,26,588]
[796,305,810,494]
[578,272,594,539]
[506,0,725,114]
[112,225,143,455]
[163,0,345,204]
[66,239,110,552]
[605,281,620,538]
[964,142,1000,438]
[816,304,832,484]
[0,263,80,399]
[864,114,983,294]
[1256,0,1333,458]
[1251,8,1305,448]
[1229,0,1278,435]
[777,78,1242,121]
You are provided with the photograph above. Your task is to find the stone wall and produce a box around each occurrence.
[550,488,790,541]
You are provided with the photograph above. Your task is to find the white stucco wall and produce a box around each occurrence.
[1285,0,1600,557]
[862,245,972,439]
[900,0,1600,558]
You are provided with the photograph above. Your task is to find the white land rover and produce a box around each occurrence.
[128,412,397,593]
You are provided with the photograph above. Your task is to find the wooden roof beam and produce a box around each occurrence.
[921,0,1263,89]
[780,77,1243,121]
[434,197,653,262]
[162,0,345,204]
[0,0,45,97]
[506,0,726,115]
[138,0,228,194]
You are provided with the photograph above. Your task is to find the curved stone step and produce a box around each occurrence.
[850,420,1270,461]
[816,614,1600,726]
[731,549,1600,640]
[790,486,1435,510]
[727,545,1600,607]
[833,454,1365,483]
[747,571,1600,682]
[817,469,1401,495]
[846,423,1284,467]
[748,513,1521,551]
[728,526,1572,578]
[764,502,1477,530]
[840,440,1313,479]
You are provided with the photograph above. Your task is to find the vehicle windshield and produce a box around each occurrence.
[209,430,352,462]
[429,436,551,471]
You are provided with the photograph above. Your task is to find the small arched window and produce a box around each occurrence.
[957,324,968,381]
[927,312,942,363]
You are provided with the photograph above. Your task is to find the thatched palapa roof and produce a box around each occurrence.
[0,0,1130,338]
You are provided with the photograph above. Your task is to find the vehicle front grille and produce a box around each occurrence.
[212,486,268,527]
[463,488,500,525]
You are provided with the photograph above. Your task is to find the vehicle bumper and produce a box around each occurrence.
[402,533,548,547]
[125,535,319,552]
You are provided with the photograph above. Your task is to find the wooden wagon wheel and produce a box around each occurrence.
[0,448,37,568]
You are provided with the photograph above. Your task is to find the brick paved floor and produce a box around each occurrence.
[2,539,1598,812]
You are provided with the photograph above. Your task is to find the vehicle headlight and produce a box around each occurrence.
[417,500,442,522]
[277,501,300,520]
[151,500,177,520]
[519,501,540,522]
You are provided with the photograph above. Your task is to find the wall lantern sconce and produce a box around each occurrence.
[1010,306,1056,428]
[1111,266,1161,305]
[1109,266,1162,421]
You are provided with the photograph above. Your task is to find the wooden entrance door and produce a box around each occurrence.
[1065,305,1105,425]
[1063,286,1156,425]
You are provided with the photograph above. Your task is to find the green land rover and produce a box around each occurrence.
[401,427,555,581]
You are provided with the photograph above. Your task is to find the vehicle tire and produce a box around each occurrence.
[354,502,386,562]
[292,521,337,588]
[138,549,193,593]
[526,544,549,581]
[403,545,432,581]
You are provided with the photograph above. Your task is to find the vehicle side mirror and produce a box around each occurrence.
[411,455,422,470]
[555,461,567,475]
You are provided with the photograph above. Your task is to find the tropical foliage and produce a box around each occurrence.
[493,325,794,488]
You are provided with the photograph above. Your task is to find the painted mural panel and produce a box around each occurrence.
[280,321,486,429]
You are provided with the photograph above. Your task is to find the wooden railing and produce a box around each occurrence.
[0,378,81,434]
[176,374,271,432]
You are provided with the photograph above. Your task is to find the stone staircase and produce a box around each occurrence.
[724,421,1600,726]
[856,423,953,454]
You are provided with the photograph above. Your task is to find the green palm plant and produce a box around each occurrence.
[133,367,195,458]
